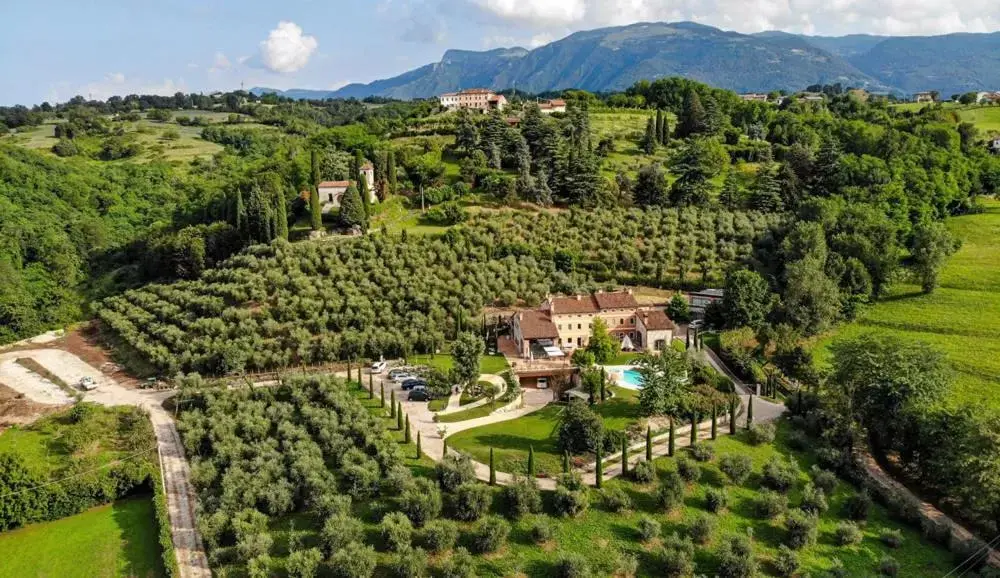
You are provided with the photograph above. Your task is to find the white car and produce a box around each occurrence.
[370,360,388,374]
[389,369,417,383]
[78,376,98,391]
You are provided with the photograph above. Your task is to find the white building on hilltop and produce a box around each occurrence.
[439,89,507,112]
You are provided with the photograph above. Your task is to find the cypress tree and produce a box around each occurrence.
[595,441,603,489]
[234,189,247,237]
[347,360,353,383]
[668,418,676,457]
[690,412,699,445]
[621,435,629,477]
[390,390,396,418]
[678,90,706,138]
[404,414,411,443]
[646,426,653,461]
[358,172,371,221]
[527,445,535,477]
[659,110,669,144]
[339,182,368,231]
[386,149,397,195]
[563,451,570,474]
[246,183,273,243]
[730,397,738,435]
[642,117,657,154]
[720,170,742,209]
[599,369,607,403]
[368,372,374,399]
[380,382,385,408]
[747,394,755,428]
[273,188,288,240]
[397,402,403,430]
[711,404,718,440]
[416,431,421,458]
[655,109,664,145]
[489,448,496,485]
[443,438,448,456]
[309,149,322,231]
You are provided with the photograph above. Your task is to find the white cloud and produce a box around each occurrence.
[209,52,232,73]
[259,21,318,73]
[470,0,1000,36]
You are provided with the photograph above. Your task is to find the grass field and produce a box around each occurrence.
[957,106,1000,133]
[409,352,510,376]
[0,498,165,578]
[815,198,1000,409]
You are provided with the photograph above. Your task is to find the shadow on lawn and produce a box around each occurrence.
[112,497,165,578]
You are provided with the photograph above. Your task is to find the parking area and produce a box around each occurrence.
[0,359,74,405]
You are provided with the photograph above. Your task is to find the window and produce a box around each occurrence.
[577,324,582,330]
[577,337,582,347]
[619,319,624,325]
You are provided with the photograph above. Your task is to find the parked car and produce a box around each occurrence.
[370,360,388,374]
[401,379,428,391]
[78,376,98,391]
[390,369,417,383]
[537,377,549,390]
[408,388,430,401]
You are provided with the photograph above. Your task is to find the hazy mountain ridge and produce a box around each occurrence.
[252,22,1000,100]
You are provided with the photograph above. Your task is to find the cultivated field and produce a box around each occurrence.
[0,498,164,578]
[815,198,1000,409]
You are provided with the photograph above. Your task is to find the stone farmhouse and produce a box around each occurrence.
[537,99,567,114]
[439,89,508,112]
[507,290,674,361]
[317,162,376,212]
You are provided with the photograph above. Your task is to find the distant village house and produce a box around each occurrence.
[914,91,935,103]
[537,98,567,114]
[439,89,507,112]
[740,93,769,102]
[316,161,377,212]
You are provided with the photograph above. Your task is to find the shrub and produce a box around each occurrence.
[810,465,838,495]
[689,442,715,462]
[381,512,413,552]
[436,453,476,492]
[601,486,632,513]
[746,423,775,445]
[638,516,662,541]
[321,514,364,554]
[844,490,872,521]
[951,538,989,573]
[786,510,818,549]
[786,429,810,451]
[471,515,510,553]
[329,541,377,578]
[498,477,542,519]
[558,399,605,454]
[773,545,799,577]
[286,547,323,578]
[553,487,590,517]
[439,547,476,578]
[688,514,715,544]
[800,483,828,514]
[719,454,753,484]
[419,520,457,552]
[236,532,273,559]
[716,535,758,578]
[762,457,797,493]
[705,487,728,513]
[614,553,638,578]
[387,547,428,578]
[558,471,585,491]
[554,553,592,578]
[677,457,701,483]
[450,483,492,521]
[881,528,903,548]
[382,465,415,495]
[754,490,788,519]
[656,471,685,512]
[632,459,656,483]
[879,556,899,577]
[835,521,863,546]
[529,517,554,544]
[399,478,442,526]
[312,493,353,519]
[662,533,696,578]
[822,558,848,578]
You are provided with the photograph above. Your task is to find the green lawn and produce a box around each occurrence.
[410,352,510,375]
[0,498,165,578]
[814,199,1000,409]
[448,404,566,476]
[957,106,1000,133]
[435,402,500,423]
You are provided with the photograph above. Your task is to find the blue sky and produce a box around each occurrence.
[3,0,998,106]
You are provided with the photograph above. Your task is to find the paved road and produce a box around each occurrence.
[437,374,507,416]
[0,357,73,405]
[0,349,211,578]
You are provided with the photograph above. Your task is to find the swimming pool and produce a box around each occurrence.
[620,369,644,389]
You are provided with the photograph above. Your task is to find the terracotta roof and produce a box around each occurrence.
[461,88,493,94]
[639,310,674,331]
[594,291,639,310]
[318,180,350,188]
[539,99,566,109]
[548,291,638,315]
[516,310,559,339]
[549,295,599,314]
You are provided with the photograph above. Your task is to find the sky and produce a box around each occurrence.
[2,0,999,106]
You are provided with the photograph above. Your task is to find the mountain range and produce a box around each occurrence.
[252,21,1000,100]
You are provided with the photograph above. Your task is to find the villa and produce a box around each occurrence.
[316,160,378,212]
[439,89,508,112]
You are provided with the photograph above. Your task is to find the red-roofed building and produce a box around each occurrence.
[508,290,674,360]
[538,99,567,114]
[439,89,507,112]
[315,158,378,211]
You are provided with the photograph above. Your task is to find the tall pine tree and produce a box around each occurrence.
[677,90,706,138]
[233,189,247,238]
[386,149,397,196]
[642,117,657,155]
[245,183,273,243]
[720,170,742,209]
[273,188,288,240]
[655,110,664,145]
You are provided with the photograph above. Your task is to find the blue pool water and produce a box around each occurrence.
[620,369,644,389]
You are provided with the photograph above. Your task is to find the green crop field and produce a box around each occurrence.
[0,498,164,578]
[957,106,1000,133]
[815,198,1000,409]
